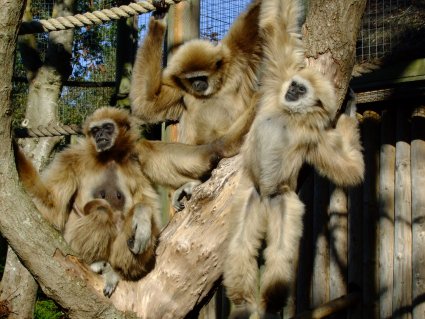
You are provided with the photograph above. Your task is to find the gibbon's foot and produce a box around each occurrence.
[172,181,202,211]
[261,279,290,314]
[103,266,120,298]
[152,0,169,19]
[229,304,262,319]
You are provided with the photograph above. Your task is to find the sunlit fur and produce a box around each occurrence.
[15,106,241,297]
[223,0,365,317]
[130,0,262,145]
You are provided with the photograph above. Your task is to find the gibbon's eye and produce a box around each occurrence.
[215,59,223,69]
[102,123,115,134]
[298,84,306,94]
[100,190,106,199]
[90,126,100,136]
[188,76,209,93]
[116,191,122,200]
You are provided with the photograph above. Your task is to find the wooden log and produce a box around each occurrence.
[411,106,425,319]
[378,109,396,318]
[311,174,330,307]
[360,110,381,319]
[393,107,412,319]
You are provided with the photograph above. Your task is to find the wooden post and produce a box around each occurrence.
[297,172,315,313]
[360,110,381,319]
[311,174,330,307]
[378,109,396,318]
[393,107,412,319]
[411,106,425,319]
[328,186,348,300]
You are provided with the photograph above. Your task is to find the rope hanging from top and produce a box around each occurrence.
[18,0,182,35]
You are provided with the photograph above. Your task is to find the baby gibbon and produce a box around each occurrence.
[130,0,262,145]
[15,106,248,297]
[222,0,365,316]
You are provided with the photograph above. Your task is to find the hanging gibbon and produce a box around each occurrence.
[15,106,250,297]
[222,0,365,317]
[129,0,262,145]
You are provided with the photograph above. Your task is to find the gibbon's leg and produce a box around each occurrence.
[128,203,154,255]
[223,184,267,317]
[260,190,305,313]
[172,180,202,212]
[90,261,120,298]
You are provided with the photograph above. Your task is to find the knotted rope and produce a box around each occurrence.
[19,0,182,35]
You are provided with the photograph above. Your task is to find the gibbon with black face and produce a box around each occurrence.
[130,0,262,145]
[15,106,247,297]
[222,0,365,317]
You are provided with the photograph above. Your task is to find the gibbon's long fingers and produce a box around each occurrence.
[172,180,202,212]
[128,204,153,255]
[307,115,364,187]
[260,191,305,313]
[223,186,266,310]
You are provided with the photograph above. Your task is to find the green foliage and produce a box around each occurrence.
[34,300,65,319]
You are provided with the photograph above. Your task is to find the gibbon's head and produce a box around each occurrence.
[280,68,337,126]
[164,39,231,97]
[83,107,140,154]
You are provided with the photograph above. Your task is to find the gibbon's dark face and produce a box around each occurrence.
[90,121,117,152]
[285,80,307,102]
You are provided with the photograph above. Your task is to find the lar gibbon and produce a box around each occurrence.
[222,0,365,316]
[129,0,262,145]
[15,106,249,297]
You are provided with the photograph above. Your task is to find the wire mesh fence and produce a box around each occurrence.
[11,0,424,127]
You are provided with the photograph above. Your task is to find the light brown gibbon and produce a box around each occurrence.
[222,0,365,317]
[129,0,262,145]
[15,106,250,297]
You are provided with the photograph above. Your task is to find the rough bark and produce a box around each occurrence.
[303,0,367,105]
[1,1,77,317]
[0,1,368,318]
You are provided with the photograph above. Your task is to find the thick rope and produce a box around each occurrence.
[14,124,82,138]
[19,0,182,35]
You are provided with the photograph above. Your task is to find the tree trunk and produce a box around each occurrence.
[303,0,367,105]
[1,0,78,318]
[0,1,368,318]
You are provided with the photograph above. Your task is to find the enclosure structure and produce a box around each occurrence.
[6,0,425,318]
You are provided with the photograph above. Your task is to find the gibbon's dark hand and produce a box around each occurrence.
[152,0,169,19]
[172,181,202,212]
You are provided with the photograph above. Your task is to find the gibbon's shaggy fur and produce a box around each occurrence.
[130,0,262,145]
[15,106,248,297]
[222,0,365,316]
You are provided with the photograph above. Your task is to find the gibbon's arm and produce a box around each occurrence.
[130,17,185,123]
[137,140,221,189]
[307,114,365,187]
[223,0,261,57]
[14,145,78,230]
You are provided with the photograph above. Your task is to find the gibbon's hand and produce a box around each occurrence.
[128,204,153,255]
[152,0,169,19]
[172,181,202,212]
[344,88,357,118]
